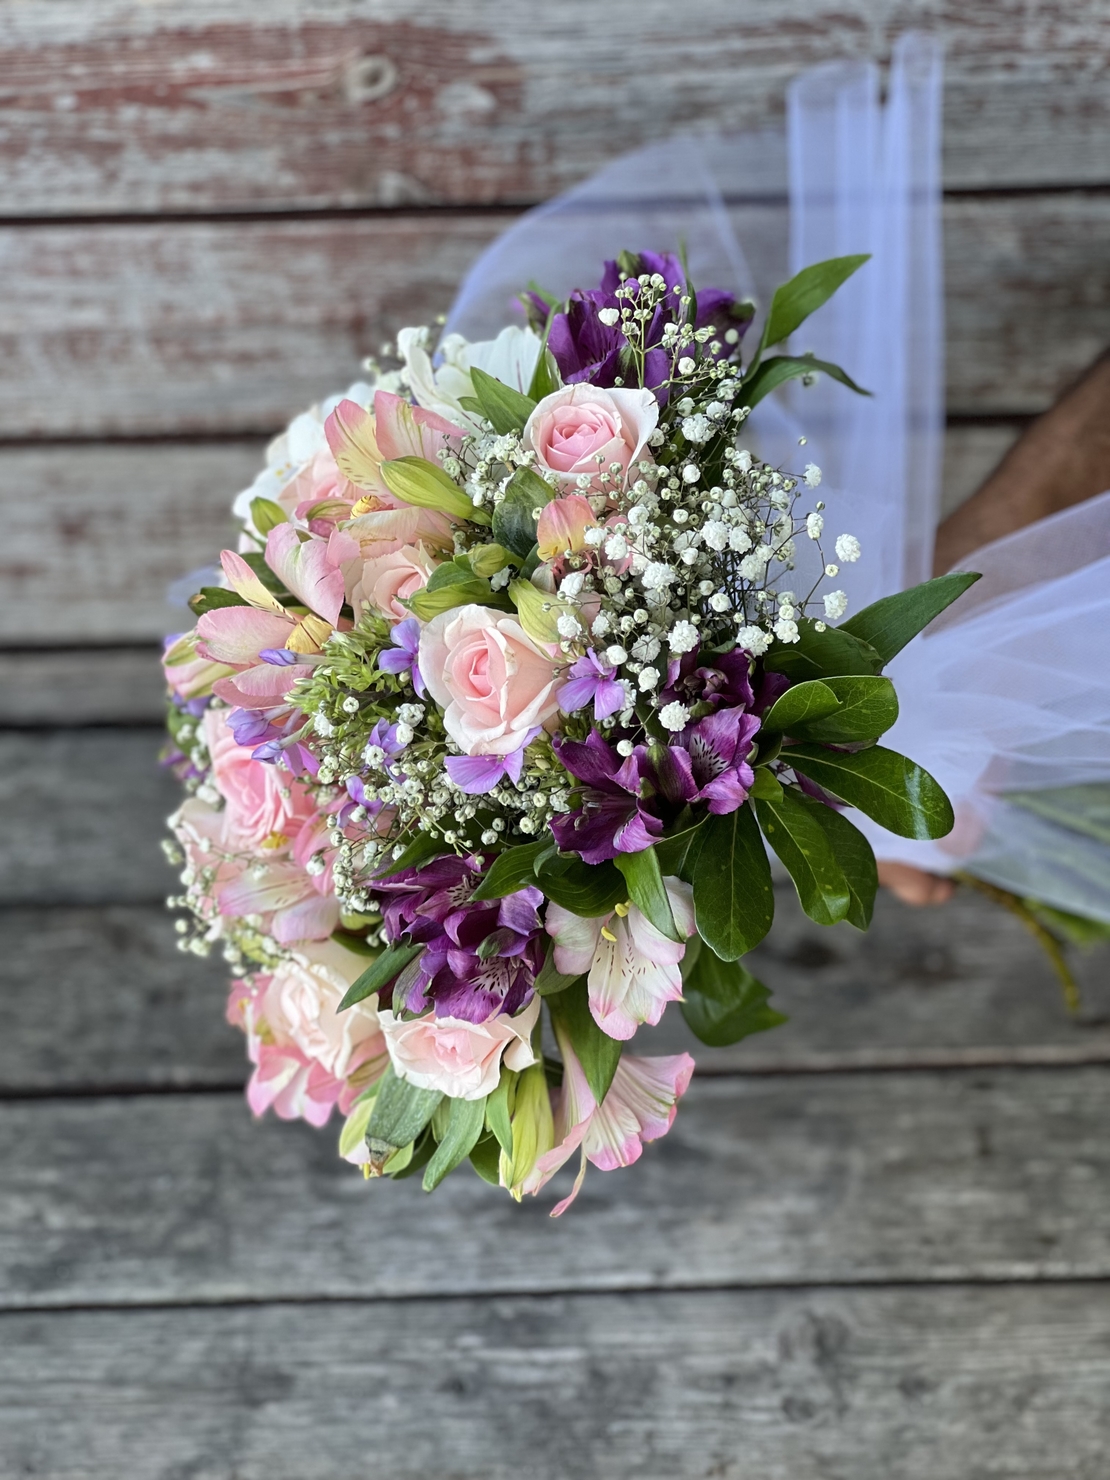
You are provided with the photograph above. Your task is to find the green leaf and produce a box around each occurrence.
[789,675,899,744]
[755,787,852,926]
[337,942,424,1012]
[238,550,289,596]
[423,1095,487,1191]
[469,1131,502,1185]
[692,804,775,961]
[485,1066,516,1155]
[839,571,982,663]
[471,839,551,901]
[758,254,870,351]
[373,831,450,879]
[654,817,707,881]
[366,1067,443,1169]
[527,346,560,401]
[614,846,680,941]
[390,1127,437,1180]
[381,455,485,523]
[407,562,492,620]
[741,353,870,408]
[493,466,554,559]
[760,679,841,735]
[764,618,884,681]
[787,743,955,840]
[548,976,622,1104]
[249,496,288,535]
[680,947,787,1048]
[536,854,628,917]
[533,941,582,998]
[188,586,249,617]
[804,800,878,929]
[469,365,537,434]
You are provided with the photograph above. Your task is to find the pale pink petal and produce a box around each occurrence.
[373,389,465,463]
[583,1054,694,1172]
[271,893,341,944]
[587,912,686,1040]
[265,523,345,625]
[324,399,385,491]
[196,606,294,665]
[536,494,598,560]
[212,662,314,709]
[544,903,605,977]
[220,549,286,613]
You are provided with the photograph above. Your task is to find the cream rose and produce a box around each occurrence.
[523,383,658,490]
[378,998,540,1101]
[418,604,565,756]
[350,543,437,622]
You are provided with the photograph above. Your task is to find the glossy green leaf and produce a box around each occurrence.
[755,787,852,926]
[469,366,537,434]
[692,804,775,961]
[527,345,560,401]
[373,831,450,879]
[803,799,878,930]
[381,455,485,523]
[407,561,492,620]
[789,675,899,744]
[485,1067,516,1155]
[764,618,884,681]
[468,1131,502,1185]
[654,818,707,882]
[389,1129,437,1180]
[680,938,787,1047]
[338,942,425,1011]
[188,587,249,617]
[839,571,982,663]
[760,679,841,735]
[249,496,288,535]
[787,743,955,840]
[423,1095,487,1192]
[493,466,554,558]
[366,1067,443,1168]
[471,839,551,901]
[741,353,870,408]
[759,254,871,351]
[614,845,680,941]
[533,941,582,998]
[329,928,380,958]
[536,854,628,917]
[548,976,622,1104]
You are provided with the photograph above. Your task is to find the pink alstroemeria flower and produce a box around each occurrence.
[544,875,695,1039]
[520,1029,695,1216]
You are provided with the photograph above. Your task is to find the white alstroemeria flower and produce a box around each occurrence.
[398,325,543,430]
[544,878,695,1040]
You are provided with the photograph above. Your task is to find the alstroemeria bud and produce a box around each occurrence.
[500,1060,556,1200]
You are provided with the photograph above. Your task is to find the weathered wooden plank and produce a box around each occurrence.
[0,0,1108,214]
[0,649,167,724]
[1,425,1021,651]
[2,1285,1108,1479]
[3,1068,1109,1305]
[3,889,1107,1095]
[0,198,1104,438]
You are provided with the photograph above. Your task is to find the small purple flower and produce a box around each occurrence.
[550,731,665,865]
[559,650,627,722]
[258,647,300,666]
[444,727,540,795]
[378,617,425,697]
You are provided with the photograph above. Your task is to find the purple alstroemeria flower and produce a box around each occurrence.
[444,727,541,795]
[559,650,627,722]
[659,646,755,713]
[655,706,761,815]
[378,617,425,697]
[550,731,665,865]
[370,854,545,1022]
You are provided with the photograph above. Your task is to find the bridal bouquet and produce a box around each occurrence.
[163,250,973,1212]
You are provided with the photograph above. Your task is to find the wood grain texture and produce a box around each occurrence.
[0,424,1019,651]
[0,196,1106,439]
[3,891,1107,1095]
[2,1285,1109,1479]
[0,649,169,724]
[3,1067,1110,1306]
[1,0,1108,215]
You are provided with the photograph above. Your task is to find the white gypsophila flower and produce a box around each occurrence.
[709,592,731,613]
[605,645,628,666]
[642,561,676,591]
[681,413,712,444]
[341,696,360,714]
[806,512,824,540]
[313,712,334,737]
[591,613,611,637]
[682,464,701,484]
[773,618,800,643]
[739,549,771,581]
[701,520,729,552]
[835,534,861,563]
[677,357,696,376]
[583,526,606,547]
[597,307,620,327]
[825,563,839,578]
[659,701,691,732]
[736,449,753,472]
[604,532,629,560]
[675,396,695,415]
[680,548,699,566]
[557,612,583,639]
[627,504,650,528]
[631,634,661,663]
[616,739,635,756]
[823,590,849,620]
[736,624,771,655]
[638,666,660,691]
[668,621,699,654]
[729,527,753,554]
[559,571,586,598]
[397,703,424,725]
[804,463,822,488]
[490,567,511,590]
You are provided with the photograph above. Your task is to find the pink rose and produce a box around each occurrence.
[378,998,540,1100]
[230,940,387,1127]
[418,604,565,756]
[203,708,316,851]
[523,384,658,490]
[350,543,437,622]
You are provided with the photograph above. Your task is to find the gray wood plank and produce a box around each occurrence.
[2,1286,1108,1479]
[0,649,166,725]
[0,425,1021,651]
[0,198,1105,439]
[3,891,1107,1095]
[3,1067,1109,1305]
[1,0,1108,212]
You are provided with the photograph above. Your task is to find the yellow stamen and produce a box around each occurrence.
[260,831,289,850]
[613,901,630,917]
[600,925,617,943]
[351,495,382,516]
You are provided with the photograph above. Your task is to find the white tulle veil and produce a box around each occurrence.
[445,34,1110,924]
